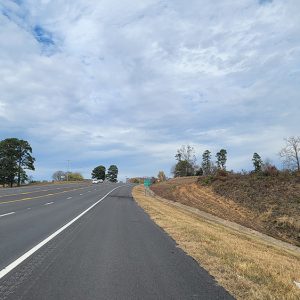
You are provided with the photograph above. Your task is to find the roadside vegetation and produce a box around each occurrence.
[91,164,118,182]
[151,175,300,246]
[133,185,300,300]
[151,136,300,246]
[52,171,84,181]
[0,138,35,187]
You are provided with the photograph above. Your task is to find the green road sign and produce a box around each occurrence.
[144,179,151,187]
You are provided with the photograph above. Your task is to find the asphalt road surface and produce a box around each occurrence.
[0,182,234,299]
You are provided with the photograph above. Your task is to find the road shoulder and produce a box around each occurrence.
[132,185,300,300]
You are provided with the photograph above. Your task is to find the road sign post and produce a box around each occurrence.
[144,178,151,196]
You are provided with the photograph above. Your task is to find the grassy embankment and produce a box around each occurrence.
[133,184,300,300]
[151,175,300,246]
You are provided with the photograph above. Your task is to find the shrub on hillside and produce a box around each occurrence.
[262,164,279,177]
[201,175,215,185]
[216,169,228,178]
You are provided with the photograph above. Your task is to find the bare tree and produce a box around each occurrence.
[157,171,167,182]
[52,170,66,181]
[279,136,300,171]
[175,145,197,167]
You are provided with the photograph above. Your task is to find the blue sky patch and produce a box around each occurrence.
[33,25,55,46]
[259,0,273,4]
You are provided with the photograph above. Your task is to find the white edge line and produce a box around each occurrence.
[0,212,15,218]
[0,185,126,280]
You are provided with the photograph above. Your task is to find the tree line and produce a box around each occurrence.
[52,171,84,181]
[0,138,35,187]
[172,136,300,178]
[172,146,228,177]
[91,164,119,182]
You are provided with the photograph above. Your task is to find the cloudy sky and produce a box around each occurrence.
[0,0,299,180]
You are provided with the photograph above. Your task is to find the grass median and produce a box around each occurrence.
[132,185,300,300]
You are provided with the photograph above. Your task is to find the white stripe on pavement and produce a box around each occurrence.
[0,185,125,280]
[44,202,54,206]
[0,212,15,218]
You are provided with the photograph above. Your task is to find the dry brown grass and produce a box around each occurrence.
[151,179,261,231]
[133,185,300,300]
[151,175,300,246]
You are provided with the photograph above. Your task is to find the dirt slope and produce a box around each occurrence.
[151,175,300,246]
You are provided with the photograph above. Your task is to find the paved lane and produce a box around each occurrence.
[0,182,119,270]
[0,185,233,299]
[0,183,87,196]
[0,183,91,205]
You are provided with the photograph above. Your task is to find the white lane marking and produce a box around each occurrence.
[67,197,72,199]
[79,194,83,196]
[44,202,54,206]
[0,212,15,218]
[0,185,126,280]
[27,208,31,210]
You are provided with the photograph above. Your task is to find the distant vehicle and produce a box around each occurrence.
[92,179,103,184]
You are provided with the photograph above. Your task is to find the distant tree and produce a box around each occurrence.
[52,170,66,181]
[175,145,197,168]
[19,168,29,184]
[157,171,167,182]
[216,149,227,170]
[91,165,106,180]
[175,152,182,162]
[0,138,35,187]
[279,136,300,172]
[128,178,141,184]
[0,156,17,187]
[68,172,84,181]
[15,140,35,186]
[174,160,194,177]
[262,159,279,176]
[195,168,203,176]
[106,165,118,182]
[173,145,197,177]
[202,150,212,175]
[252,153,263,173]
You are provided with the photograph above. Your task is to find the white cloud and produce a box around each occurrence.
[0,0,299,180]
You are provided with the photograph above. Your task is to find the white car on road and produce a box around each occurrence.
[92,179,103,184]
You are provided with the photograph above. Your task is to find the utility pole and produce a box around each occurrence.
[67,160,70,181]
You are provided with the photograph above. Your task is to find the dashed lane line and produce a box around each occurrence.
[0,185,88,199]
[0,186,91,205]
[44,202,54,206]
[0,185,126,280]
[0,212,15,218]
